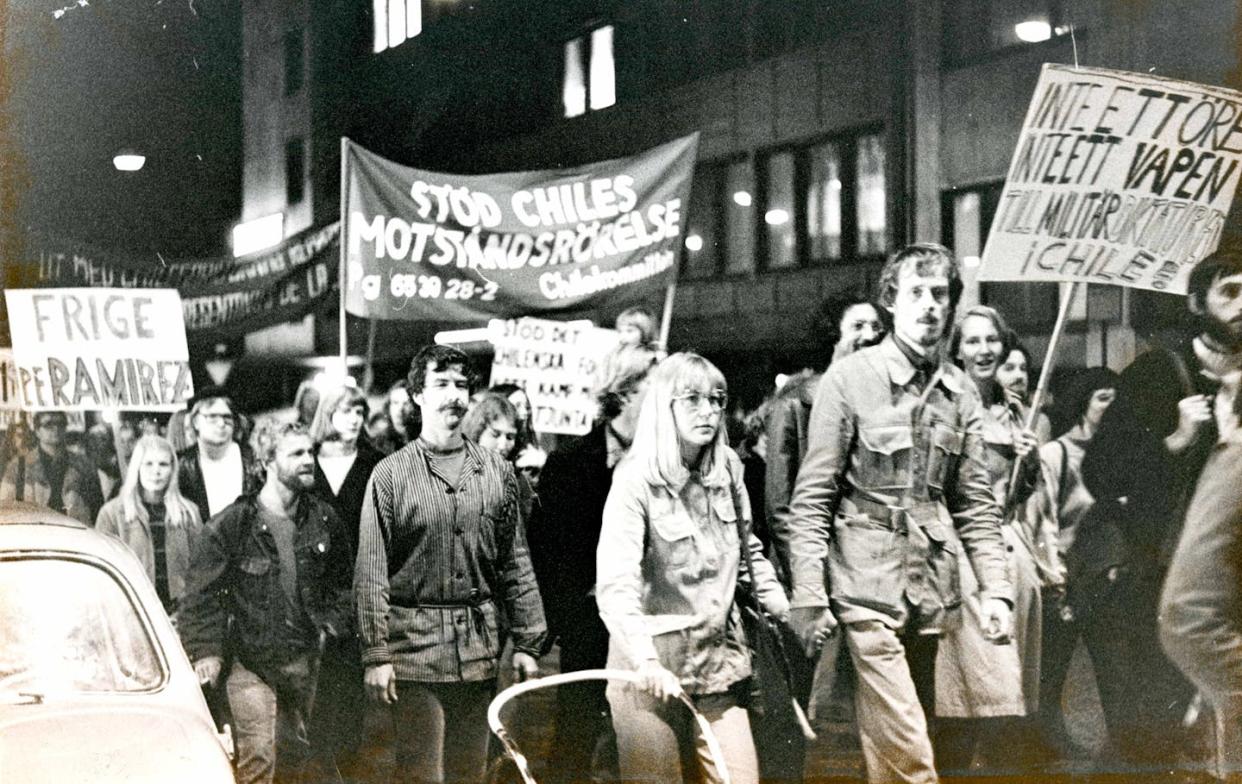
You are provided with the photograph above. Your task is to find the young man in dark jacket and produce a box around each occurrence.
[178,388,264,519]
[1082,243,1242,769]
[180,420,353,784]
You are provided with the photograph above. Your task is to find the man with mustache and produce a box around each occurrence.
[1081,242,1242,770]
[356,344,546,784]
[782,243,1012,782]
[181,420,354,784]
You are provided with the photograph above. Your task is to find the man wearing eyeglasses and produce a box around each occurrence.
[179,388,264,520]
[0,411,102,524]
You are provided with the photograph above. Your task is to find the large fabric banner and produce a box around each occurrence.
[342,134,699,321]
[6,223,340,342]
[5,289,193,412]
[978,64,1242,294]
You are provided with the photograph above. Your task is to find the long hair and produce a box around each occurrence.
[119,435,196,529]
[309,384,369,445]
[462,392,518,445]
[487,382,538,452]
[629,352,731,490]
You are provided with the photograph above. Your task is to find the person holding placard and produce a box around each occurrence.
[934,306,1044,772]
[782,243,1013,783]
[1082,245,1242,769]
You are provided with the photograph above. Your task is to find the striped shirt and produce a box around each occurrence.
[355,437,547,682]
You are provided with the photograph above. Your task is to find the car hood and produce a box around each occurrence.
[0,701,233,783]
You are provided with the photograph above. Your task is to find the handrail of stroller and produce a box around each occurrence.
[487,668,732,784]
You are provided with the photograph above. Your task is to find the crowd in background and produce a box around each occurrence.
[0,243,1240,784]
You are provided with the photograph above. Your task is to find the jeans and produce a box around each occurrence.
[226,657,317,784]
[844,621,938,784]
[391,680,495,784]
[607,683,759,784]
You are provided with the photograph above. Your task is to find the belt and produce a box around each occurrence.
[414,590,492,644]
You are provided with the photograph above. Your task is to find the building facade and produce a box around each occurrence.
[239,0,1242,403]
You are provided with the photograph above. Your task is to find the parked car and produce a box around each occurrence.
[0,502,234,783]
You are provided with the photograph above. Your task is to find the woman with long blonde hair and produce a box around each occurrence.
[596,352,789,784]
[96,434,202,615]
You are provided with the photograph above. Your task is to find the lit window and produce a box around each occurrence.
[724,161,755,275]
[764,151,796,270]
[563,25,616,118]
[588,26,615,111]
[856,134,887,256]
[373,0,421,54]
[806,141,842,261]
[563,38,586,118]
[944,0,1074,64]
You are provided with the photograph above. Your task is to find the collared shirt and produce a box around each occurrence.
[355,438,547,682]
[783,335,1012,631]
[596,449,789,695]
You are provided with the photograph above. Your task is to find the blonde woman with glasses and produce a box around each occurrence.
[596,352,789,784]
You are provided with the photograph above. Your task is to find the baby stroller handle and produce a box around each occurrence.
[487,668,732,784]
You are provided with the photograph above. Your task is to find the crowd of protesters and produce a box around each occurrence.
[2,241,1242,784]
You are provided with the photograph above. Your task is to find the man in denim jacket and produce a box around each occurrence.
[181,420,353,784]
[783,243,1013,783]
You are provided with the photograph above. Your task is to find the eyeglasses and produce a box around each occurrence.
[198,413,235,425]
[672,391,728,412]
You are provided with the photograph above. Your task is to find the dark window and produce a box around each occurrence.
[285,138,305,206]
[723,160,756,275]
[943,0,1076,65]
[682,163,723,280]
[284,28,304,96]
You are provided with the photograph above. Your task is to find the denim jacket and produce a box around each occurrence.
[596,449,789,695]
[180,493,354,668]
[784,337,1012,633]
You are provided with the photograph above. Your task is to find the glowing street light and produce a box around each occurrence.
[113,151,146,171]
[1014,19,1052,43]
[765,209,790,226]
[685,234,704,252]
[732,191,752,207]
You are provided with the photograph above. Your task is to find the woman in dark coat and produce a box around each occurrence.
[307,384,384,780]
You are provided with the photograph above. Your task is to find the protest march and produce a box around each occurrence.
[6,5,1242,784]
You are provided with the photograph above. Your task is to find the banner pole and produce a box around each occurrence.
[338,137,349,379]
[658,279,677,352]
[1006,280,1078,503]
[363,318,378,392]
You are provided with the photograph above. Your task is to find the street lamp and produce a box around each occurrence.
[113,150,146,171]
[1014,19,1052,43]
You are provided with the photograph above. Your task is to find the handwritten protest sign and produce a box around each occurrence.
[4,289,194,412]
[979,64,1242,294]
[488,317,619,436]
[343,134,698,322]
[0,349,23,427]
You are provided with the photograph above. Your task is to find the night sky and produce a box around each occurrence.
[2,0,243,258]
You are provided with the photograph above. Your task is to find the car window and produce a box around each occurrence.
[0,558,164,694]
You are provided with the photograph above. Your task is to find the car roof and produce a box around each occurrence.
[0,502,137,564]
